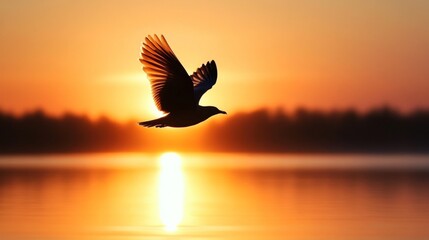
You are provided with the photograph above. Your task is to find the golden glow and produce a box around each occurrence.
[1,1,429,119]
[158,152,185,232]
[146,93,164,119]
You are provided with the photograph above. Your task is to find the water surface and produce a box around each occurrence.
[0,153,428,240]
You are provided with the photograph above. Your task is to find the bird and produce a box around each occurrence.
[138,35,226,128]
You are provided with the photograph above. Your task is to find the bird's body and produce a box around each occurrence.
[139,106,225,128]
[138,35,226,128]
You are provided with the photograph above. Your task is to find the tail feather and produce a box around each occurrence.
[138,119,166,128]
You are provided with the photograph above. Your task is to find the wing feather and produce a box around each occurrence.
[140,34,195,113]
[190,60,218,104]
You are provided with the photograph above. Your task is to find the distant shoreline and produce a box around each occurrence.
[1,107,429,154]
[1,149,429,156]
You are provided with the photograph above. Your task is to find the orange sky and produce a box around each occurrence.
[1,0,428,121]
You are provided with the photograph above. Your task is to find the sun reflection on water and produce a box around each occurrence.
[158,152,185,232]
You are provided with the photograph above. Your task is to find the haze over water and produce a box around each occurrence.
[0,153,428,240]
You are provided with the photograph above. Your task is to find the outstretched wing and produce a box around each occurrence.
[190,60,218,104]
[140,35,196,113]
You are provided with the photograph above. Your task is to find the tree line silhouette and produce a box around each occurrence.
[1,107,428,154]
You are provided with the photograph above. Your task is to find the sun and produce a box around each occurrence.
[149,102,164,118]
[144,94,164,118]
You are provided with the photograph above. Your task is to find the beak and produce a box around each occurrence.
[220,110,227,114]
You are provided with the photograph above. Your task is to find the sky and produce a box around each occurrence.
[1,0,428,121]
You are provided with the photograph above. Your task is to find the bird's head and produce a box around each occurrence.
[203,106,227,117]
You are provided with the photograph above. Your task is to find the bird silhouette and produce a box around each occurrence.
[138,35,226,128]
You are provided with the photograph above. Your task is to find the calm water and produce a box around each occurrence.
[0,153,429,240]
